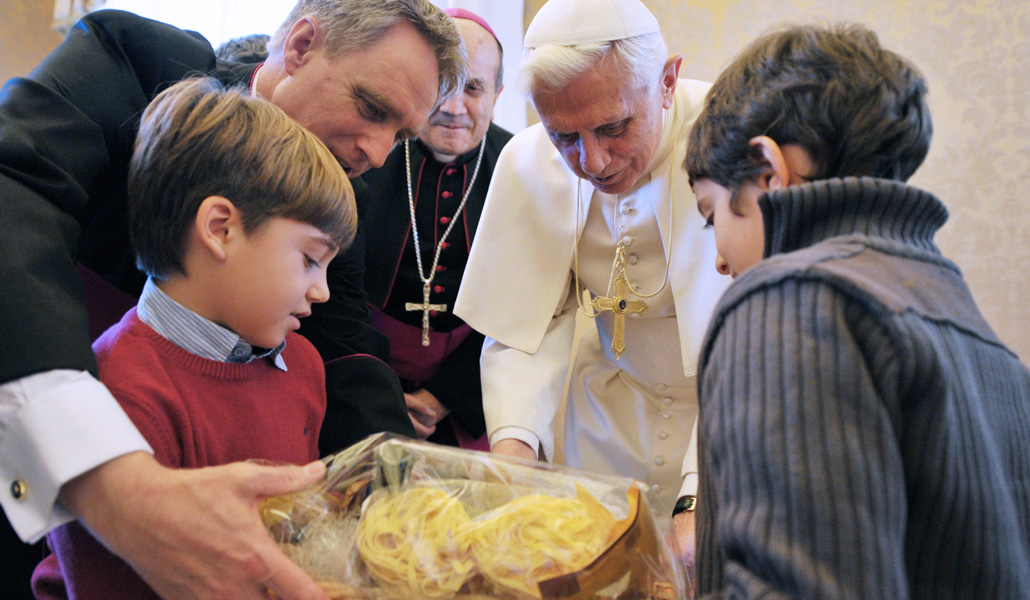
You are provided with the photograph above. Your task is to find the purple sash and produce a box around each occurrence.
[370,306,472,383]
[370,306,488,451]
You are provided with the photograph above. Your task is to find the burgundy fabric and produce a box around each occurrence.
[370,306,473,383]
[77,263,137,342]
[369,307,488,450]
[443,7,500,44]
[31,555,68,600]
[33,309,325,600]
[451,416,490,451]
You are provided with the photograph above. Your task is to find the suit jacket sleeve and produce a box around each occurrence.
[0,10,215,384]
[696,278,909,599]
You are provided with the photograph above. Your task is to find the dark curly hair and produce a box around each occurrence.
[685,23,932,211]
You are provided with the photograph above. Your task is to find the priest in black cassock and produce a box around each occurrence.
[360,8,513,449]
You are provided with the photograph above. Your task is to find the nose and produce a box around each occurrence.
[578,136,610,176]
[357,129,397,170]
[715,254,732,277]
[438,94,467,116]
[308,272,330,304]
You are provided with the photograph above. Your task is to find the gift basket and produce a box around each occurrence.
[261,434,684,600]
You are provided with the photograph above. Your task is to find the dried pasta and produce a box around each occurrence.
[357,484,617,599]
[356,487,475,598]
[470,490,617,598]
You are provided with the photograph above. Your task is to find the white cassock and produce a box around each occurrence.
[454,80,730,517]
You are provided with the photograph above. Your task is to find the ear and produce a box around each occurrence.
[659,55,683,109]
[194,196,239,261]
[748,135,793,191]
[282,17,319,76]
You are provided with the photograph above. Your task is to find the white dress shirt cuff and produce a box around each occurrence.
[678,472,698,499]
[0,370,152,542]
[489,426,542,459]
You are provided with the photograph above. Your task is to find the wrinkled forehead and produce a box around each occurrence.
[534,78,651,133]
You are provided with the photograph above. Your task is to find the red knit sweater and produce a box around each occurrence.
[33,310,326,600]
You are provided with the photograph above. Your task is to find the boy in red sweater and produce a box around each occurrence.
[32,77,356,600]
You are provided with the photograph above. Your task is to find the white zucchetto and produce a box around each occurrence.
[523,0,661,48]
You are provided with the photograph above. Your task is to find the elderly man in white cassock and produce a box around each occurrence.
[454,0,729,574]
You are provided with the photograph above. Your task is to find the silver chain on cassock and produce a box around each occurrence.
[403,135,487,346]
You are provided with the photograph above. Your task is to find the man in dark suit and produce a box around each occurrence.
[359,8,512,450]
[0,2,463,599]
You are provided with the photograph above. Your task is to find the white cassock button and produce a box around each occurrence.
[627,254,639,265]
[662,397,673,406]
[651,484,662,493]
[656,383,667,391]
[658,431,669,440]
[654,457,665,467]
[622,235,634,246]
[660,412,671,420]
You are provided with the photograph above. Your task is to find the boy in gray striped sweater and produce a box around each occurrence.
[685,23,1030,600]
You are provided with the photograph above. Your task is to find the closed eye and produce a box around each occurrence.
[549,131,578,145]
[360,98,386,122]
[597,119,629,137]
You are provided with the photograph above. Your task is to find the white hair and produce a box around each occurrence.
[518,32,668,98]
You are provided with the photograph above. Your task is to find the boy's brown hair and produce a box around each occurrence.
[685,23,933,211]
[128,77,356,279]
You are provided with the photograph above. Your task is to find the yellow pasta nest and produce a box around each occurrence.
[356,487,475,598]
[357,486,617,599]
[471,493,617,598]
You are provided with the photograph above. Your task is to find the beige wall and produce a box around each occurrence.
[527,0,1030,361]
[1,0,64,82]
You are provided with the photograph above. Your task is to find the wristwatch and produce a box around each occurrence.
[672,495,696,516]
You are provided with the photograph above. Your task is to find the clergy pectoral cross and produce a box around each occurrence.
[591,270,648,359]
[405,283,447,346]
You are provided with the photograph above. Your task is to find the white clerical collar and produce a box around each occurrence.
[431,150,459,163]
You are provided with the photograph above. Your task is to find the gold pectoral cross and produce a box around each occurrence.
[405,283,447,346]
[591,269,648,359]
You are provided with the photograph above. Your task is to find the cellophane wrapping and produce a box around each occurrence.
[261,434,685,600]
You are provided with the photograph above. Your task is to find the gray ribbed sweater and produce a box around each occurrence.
[695,177,1030,599]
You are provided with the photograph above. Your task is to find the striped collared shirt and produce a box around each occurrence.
[136,278,287,371]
